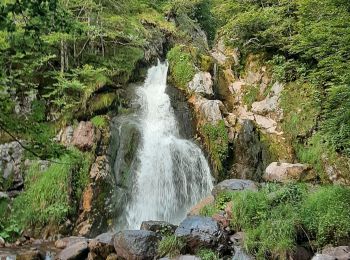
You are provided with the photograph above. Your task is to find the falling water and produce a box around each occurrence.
[118,61,213,230]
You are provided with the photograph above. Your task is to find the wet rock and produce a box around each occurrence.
[140,221,177,235]
[263,162,314,183]
[312,246,350,260]
[57,240,89,260]
[17,249,42,260]
[188,72,214,97]
[212,179,257,198]
[72,121,97,151]
[175,216,225,253]
[232,246,255,260]
[188,195,214,216]
[88,232,116,259]
[113,230,161,260]
[55,236,87,249]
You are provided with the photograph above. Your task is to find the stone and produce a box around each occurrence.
[189,96,223,124]
[106,253,118,260]
[212,211,230,229]
[232,246,255,260]
[251,82,284,116]
[113,230,161,260]
[263,162,314,183]
[290,246,313,260]
[311,246,350,260]
[57,240,89,260]
[175,216,225,253]
[58,126,74,145]
[140,221,177,235]
[212,179,257,198]
[89,232,116,259]
[230,232,245,246]
[0,236,4,247]
[72,121,96,151]
[188,72,214,97]
[188,195,215,216]
[16,249,42,260]
[55,236,87,249]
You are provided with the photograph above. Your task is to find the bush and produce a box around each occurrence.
[301,185,350,247]
[158,235,186,258]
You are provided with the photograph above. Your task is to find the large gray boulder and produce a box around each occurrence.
[312,246,350,260]
[175,216,225,253]
[188,72,214,97]
[212,179,257,198]
[57,240,89,260]
[263,162,314,183]
[113,230,161,260]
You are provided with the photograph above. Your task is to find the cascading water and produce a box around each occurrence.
[115,61,213,230]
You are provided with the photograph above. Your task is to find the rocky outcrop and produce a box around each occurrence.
[189,95,224,124]
[312,246,350,260]
[175,216,226,253]
[263,162,314,183]
[212,179,257,198]
[188,72,214,97]
[113,230,161,260]
[72,121,99,151]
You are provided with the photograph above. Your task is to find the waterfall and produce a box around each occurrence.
[116,61,213,230]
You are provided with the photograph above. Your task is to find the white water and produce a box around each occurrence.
[124,61,213,229]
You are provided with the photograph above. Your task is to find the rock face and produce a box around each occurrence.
[72,121,97,151]
[189,96,224,124]
[212,179,257,198]
[312,246,350,260]
[140,221,177,235]
[113,230,161,260]
[175,216,225,253]
[188,72,214,97]
[57,240,89,260]
[251,82,284,116]
[263,162,314,183]
[0,141,24,191]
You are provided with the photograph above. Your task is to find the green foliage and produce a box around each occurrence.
[301,185,350,247]
[197,249,220,260]
[91,115,109,129]
[200,191,233,217]
[167,45,196,89]
[242,85,260,110]
[11,148,92,230]
[158,235,186,258]
[201,120,228,176]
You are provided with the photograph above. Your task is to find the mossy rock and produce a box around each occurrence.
[87,92,118,115]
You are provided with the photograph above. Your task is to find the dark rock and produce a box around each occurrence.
[289,246,313,260]
[140,221,177,235]
[175,216,225,253]
[212,179,257,198]
[55,236,87,249]
[113,230,161,260]
[89,232,116,259]
[57,240,89,260]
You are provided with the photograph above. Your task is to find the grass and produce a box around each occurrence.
[197,249,220,260]
[201,120,229,177]
[243,85,260,110]
[10,148,92,230]
[158,235,186,258]
[167,44,196,90]
[91,115,109,129]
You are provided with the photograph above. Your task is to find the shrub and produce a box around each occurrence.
[301,185,350,247]
[158,235,186,258]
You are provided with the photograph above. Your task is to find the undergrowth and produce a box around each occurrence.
[158,235,186,258]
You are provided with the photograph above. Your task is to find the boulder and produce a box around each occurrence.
[89,232,116,259]
[251,82,284,116]
[212,179,257,198]
[188,195,214,216]
[55,236,87,249]
[175,216,225,253]
[188,72,214,97]
[140,221,177,235]
[57,240,89,260]
[189,96,223,124]
[232,246,255,260]
[312,246,350,260]
[263,162,314,183]
[72,121,97,151]
[113,230,161,260]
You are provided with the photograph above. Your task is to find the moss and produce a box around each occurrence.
[201,120,229,177]
[167,44,196,90]
[88,92,118,115]
[197,249,220,260]
[260,132,294,163]
[91,115,109,129]
[199,54,214,72]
